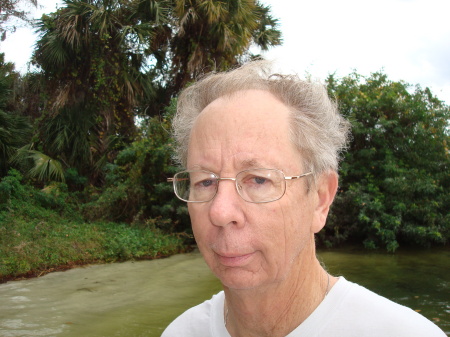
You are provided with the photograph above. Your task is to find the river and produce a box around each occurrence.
[0,248,448,336]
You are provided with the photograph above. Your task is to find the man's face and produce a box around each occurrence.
[186,90,320,290]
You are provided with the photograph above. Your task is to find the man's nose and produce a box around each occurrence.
[208,179,245,228]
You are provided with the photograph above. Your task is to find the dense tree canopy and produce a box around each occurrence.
[0,54,32,176]
[28,0,281,184]
[32,0,158,183]
[168,0,281,97]
[325,72,449,251]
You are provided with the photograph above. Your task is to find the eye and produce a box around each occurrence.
[242,174,271,188]
[254,176,267,185]
[193,178,217,189]
[200,179,214,187]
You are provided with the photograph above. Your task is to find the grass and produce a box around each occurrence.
[0,219,185,283]
[0,171,186,283]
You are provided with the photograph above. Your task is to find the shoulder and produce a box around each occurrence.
[161,291,225,337]
[321,277,446,337]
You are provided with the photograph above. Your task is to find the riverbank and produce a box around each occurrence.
[0,217,188,283]
[0,170,190,283]
[0,185,189,284]
[0,216,185,283]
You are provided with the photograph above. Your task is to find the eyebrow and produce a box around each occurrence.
[189,159,269,172]
[240,159,264,170]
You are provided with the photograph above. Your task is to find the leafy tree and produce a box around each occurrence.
[32,0,159,184]
[133,0,282,115]
[0,54,62,183]
[165,0,282,101]
[324,72,449,251]
[0,53,32,177]
[30,0,281,185]
[12,145,66,182]
[83,99,190,232]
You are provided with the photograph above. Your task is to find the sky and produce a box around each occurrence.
[260,0,450,104]
[1,0,449,103]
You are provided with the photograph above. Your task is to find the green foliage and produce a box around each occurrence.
[83,99,190,232]
[12,145,65,182]
[64,167,88,190]
[24,0,282,185]
[324,72,450,251]
[0,54,32,177]
[0,170,184,282]
[0,218,184,281]
[0,169,24,205]
[168,0,282,97]
[101,221,181,260]
[31,0,159,184]
[0,168,78,217]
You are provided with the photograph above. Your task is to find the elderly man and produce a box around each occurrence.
[162,61,445,337]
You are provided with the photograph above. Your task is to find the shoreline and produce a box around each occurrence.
[0,247,194,284]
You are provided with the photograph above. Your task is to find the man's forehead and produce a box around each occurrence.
[189,157,282,173]
[193,90,291,139]
[187,89,298,170]
[200,89,286,114]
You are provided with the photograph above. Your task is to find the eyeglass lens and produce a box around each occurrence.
[173,169,286,203]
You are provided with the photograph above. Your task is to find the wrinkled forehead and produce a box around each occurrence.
[187,89,301,170]
[196,89,290,123]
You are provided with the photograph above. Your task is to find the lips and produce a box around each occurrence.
[215,252,254,267]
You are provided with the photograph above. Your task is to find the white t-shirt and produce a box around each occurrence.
[162,277,446,337]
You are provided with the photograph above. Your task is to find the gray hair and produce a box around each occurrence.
[172,61,351,178]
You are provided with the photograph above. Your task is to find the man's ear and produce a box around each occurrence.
[311,171,338,234]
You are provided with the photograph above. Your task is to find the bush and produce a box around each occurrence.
[0,169,23,205]
[0,174,185,282]
[322,72,449,251]
[82,99,190,233]
[0,168,80,219]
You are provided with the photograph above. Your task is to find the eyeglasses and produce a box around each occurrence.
[167,168,313,203]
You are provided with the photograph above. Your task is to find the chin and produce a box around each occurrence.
[214,267,270,291]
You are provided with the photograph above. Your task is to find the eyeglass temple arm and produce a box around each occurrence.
[167,177,189,182]
[285,172,313,180]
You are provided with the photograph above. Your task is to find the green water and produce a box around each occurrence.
[0,248,448,336]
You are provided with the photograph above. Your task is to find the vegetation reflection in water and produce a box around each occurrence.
[0,248,448,336]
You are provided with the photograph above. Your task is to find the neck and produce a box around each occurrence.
[223,240,333,337]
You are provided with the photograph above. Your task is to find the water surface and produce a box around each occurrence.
[0,248,448,336]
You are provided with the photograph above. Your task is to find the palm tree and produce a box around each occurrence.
[30,0,282,184]
[167,0,282,96]
[34,0,159,124]
[123,0,283,115]
[12,145,65,182]
[32,0,165,184]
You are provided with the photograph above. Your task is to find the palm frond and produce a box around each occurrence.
[12,146,65,182]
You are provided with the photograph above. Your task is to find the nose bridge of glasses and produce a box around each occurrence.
[217,177,239,190]
[218,177,237,182]
[215,177,243,198]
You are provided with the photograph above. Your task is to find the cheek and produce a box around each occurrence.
[188,206,205,230]
[188,205,203,232]
[276,194,315,248]
[252,205,297,257]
